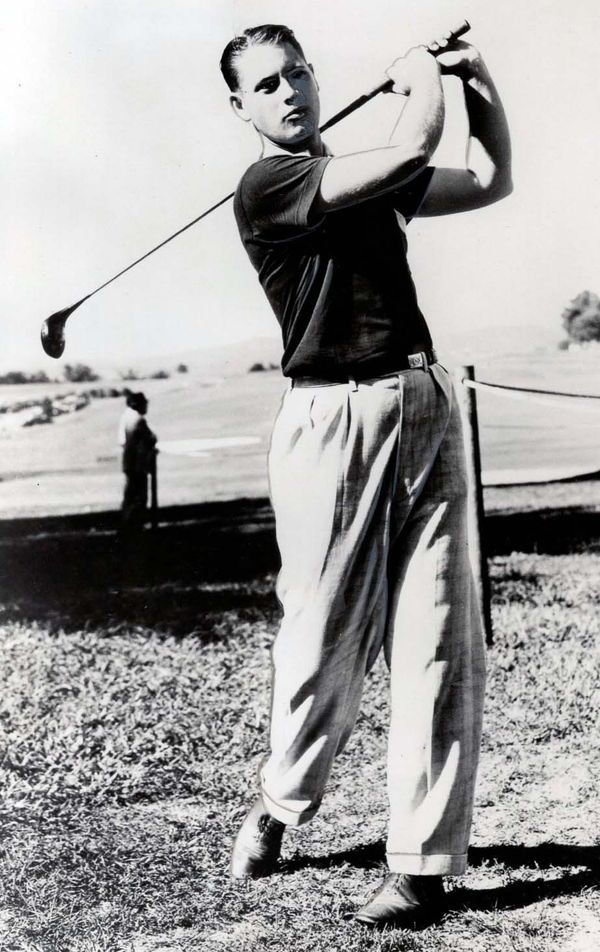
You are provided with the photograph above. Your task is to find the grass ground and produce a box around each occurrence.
[0,517,599,950]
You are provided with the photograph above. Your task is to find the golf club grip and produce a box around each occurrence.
[318,19,470,133]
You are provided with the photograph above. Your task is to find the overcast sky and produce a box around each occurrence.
[4,0,600,372]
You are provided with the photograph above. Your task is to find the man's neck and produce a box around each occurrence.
[260,133,328,159]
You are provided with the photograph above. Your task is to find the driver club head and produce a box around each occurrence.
[40,301,85,358]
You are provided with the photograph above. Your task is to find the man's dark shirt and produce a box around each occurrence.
[234,154,435,380]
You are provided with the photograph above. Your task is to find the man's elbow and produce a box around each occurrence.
[400,150,432,182]
[489,172,513,203]
[474,167,513,206]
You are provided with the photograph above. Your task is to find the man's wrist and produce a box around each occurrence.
[419,50,443,79]
[459,55,488,84]
[410,55,442,94]
[387,47,441,95]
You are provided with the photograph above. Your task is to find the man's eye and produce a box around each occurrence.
[261,80,278,93]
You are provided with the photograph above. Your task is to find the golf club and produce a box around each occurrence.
[40,19,470,358]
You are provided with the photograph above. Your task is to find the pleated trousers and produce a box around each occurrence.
[262,362,486,875]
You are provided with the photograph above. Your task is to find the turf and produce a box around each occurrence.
[0,544,599,951]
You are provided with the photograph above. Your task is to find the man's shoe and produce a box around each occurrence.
[230,797,285,879]
[354,873,447,928]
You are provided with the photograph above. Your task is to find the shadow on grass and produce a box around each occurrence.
[1,497,600,632]
[0,499,281,634]
[453,843,600,913]
[282,840,386,874]
[469,842,600,871]
[283,840,600,913]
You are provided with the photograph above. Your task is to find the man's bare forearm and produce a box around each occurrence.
[387,65,445,166]
[462,58,512,196]
[414,44,513,216]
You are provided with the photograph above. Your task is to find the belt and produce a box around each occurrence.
[291,349,437,388]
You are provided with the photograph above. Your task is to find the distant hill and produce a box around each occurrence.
[95,336,284,381]
[109,324,558,381]
[433,322,560,367]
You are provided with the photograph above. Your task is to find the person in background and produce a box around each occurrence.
[118,390,157,533]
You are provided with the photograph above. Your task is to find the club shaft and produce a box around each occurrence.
[321,19,470,131]
[85,191,235,302]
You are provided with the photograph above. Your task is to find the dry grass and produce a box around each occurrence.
[0,550,599,951]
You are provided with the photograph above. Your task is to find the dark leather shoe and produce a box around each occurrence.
[230,797,285,879]
[354,873,447,927]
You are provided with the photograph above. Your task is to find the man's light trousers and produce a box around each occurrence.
[262,363,486,875]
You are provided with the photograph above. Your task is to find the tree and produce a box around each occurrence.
[562,290,600,344]
[176,363,188,374]
[0,370,51,384]
[64,363,99,383]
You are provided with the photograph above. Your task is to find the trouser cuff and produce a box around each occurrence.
[386,851,468,875]
[260,784,319,827]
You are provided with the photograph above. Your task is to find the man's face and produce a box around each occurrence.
[231,41,320,151]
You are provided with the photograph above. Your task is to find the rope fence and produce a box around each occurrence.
[456,364,600,646]
[463,377,600,415]
[462,378,600,400]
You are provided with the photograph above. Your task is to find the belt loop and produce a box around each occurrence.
[348,376,358,393]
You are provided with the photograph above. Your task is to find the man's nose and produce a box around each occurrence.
[281,77,298,101]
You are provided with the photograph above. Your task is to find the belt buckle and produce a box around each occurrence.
[408,351,427,370]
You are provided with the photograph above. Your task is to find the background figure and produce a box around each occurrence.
[118,390,157,534]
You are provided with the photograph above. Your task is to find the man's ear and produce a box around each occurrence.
[229,94,251,122]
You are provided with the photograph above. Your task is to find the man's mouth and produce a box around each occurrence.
[284,107,308,122]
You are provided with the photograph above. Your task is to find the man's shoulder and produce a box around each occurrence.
[235,153,331,237]
[236,154,325,197]
[234,157,274,224]
[235,157,272,205]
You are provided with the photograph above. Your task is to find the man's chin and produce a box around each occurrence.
[268,128,316,154]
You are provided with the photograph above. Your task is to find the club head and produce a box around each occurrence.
[40,301,84,358]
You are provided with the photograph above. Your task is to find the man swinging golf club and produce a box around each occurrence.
[221,22,511,927]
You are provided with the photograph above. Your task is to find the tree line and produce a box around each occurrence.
[0,363,190,386]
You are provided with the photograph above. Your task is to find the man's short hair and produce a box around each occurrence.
[220,24,307,92]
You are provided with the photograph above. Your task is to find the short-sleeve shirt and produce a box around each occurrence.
[234,154,435,379]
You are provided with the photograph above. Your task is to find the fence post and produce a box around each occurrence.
[150,453,158,531]
[455,365,493,646]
